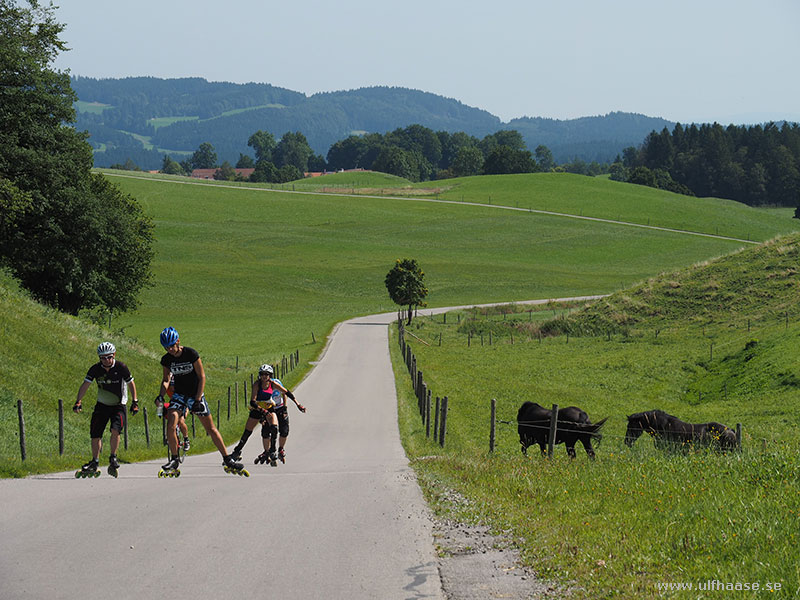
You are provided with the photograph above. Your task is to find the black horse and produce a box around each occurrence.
[517,401,608,459]
[624,409,738,451]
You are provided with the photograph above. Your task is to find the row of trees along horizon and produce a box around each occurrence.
[132,120,800,210]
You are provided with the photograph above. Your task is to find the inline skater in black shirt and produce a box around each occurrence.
[74,342,138,477]
[156,327,246,476]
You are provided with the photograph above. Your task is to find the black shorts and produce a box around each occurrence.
[90,403,125,438]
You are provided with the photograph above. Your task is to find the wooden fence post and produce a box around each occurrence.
[58,399,65,455]
[547,403,559,458]
[162,413,167,445]
[434,397,440,443]
[191,413,195,438]
[143,406,150,447]
[489,398,496,453]
[17,400,26,461]
[735,423,742,450]
[425,391,431,438]
[123,409,128,450]
[439,396,449,448]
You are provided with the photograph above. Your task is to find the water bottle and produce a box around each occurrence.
[156,396,163,417]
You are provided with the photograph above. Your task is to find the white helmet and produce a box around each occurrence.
[259,364,274,375]
[97,342,116,356]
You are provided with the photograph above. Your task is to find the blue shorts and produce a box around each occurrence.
[169,393,210,417]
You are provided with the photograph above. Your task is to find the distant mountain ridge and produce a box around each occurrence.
[71,76,675,169]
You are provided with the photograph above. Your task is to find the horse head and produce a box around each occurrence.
[624,411,657,447]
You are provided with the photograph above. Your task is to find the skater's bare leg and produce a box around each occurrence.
[166,410,180,456]
[109,429,120,455]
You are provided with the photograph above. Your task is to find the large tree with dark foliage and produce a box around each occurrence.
[0,0,153,314]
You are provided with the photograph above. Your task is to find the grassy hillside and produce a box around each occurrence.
[393,233,800,597]
[101,170,789,370]
[0,272,301,477]
[433,172,794,242]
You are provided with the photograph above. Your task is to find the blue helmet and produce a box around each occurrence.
[160,326,179,349]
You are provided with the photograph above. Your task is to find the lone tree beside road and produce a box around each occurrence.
[385,258,428,325]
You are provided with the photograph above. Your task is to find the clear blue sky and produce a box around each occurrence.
[52,0,800,125]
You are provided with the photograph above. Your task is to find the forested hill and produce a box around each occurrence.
[71,76,674,169]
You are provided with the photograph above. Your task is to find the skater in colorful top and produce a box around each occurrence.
[230,364,305,465]
[156,327,243,475]
[73,342,138,477]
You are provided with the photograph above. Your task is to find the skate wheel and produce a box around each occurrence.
[158,471,164,478]
[94,471,100,477]
[175,470,180,477]
[242,469,250,477]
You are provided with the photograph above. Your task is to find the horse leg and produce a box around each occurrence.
[580,437,596,460]
[566,444,577,459]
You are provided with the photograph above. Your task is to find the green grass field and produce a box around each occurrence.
[1,169,798,596]
[74,100,111,114]
[392,235,800,598]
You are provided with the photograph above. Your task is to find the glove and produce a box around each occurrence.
[155,395,164,406]
[129,400,139,415]
[297,404,306,413]
[73,401,82,414]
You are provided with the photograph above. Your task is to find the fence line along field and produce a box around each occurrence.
[393,233,800,598]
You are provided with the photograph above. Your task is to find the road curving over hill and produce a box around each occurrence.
[0,297,597,599]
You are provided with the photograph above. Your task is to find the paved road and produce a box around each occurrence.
[0,311,442,600]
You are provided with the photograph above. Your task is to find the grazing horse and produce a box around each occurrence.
[517,401,608,459]
[624,409,738,451]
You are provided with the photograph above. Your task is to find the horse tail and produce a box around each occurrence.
[577,417,608,445]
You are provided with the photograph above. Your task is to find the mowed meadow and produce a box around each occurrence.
[1,170,798,596]
[96,170,793,369]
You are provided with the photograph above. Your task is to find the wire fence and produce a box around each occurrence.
[398,318,746,457]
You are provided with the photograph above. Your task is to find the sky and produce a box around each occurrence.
[52,0,800,125]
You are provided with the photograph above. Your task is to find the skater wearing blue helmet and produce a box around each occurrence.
[156,327,245,476]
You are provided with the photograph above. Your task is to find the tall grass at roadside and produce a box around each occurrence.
[392,236,800,597]
[393,316,799,597]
